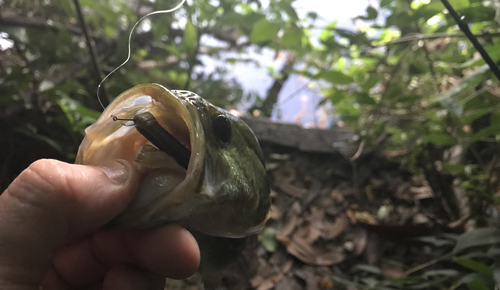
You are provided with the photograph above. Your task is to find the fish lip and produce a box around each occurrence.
[145,84,206,173]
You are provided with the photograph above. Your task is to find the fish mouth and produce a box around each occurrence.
[125,85,197,172]
[76,84,199,168]
[76,84,207,228]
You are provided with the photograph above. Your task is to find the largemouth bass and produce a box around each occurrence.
[76,83,271,238]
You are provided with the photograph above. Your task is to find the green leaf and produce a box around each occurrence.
[443,164,466,174]
[423,269,460,278]
[362,75,379,91]
[277,1,299,21]
[380,0,393,8]
[328,90,349,104]
[453,228,500,254]
[454,0,470,9]
[413,1,444,21]
[397,94,423,104]
[470,124,500,142]
[422,133,456,145]
[353,264,384,275]
[251,18,280,43]
[307,12,318,19]
[453,6,496,23]
[181,19,198,53]
[466,274,490,290]
[281,24,302,48]
[320,71,354,85]
[462,108,491,125]
[14,127,64,155]
[260,228,277,252]
[413,235,456,247]
[455,258,493,276]
[355,93,376,105]
[366,6,378,20]
[165,45,182,58]
[434,64,490,117]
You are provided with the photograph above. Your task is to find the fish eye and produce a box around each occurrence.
[212,114,232,144]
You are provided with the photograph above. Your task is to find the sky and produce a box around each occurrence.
[200,0,371,128]
[276,0,371,127]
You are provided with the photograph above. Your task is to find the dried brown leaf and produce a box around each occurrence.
[318,277,334,289]
[364,232,380,264]
[394,182,433,202]
[286,235,345,266]
[381,261,406,279]
[330,188,345,203]
[353,229,368,255]
[274,165,307,198]
[282,259,294,273]
[303,207,325,243]
[271,204,282,220]
[256,273,284,290]
[348,210,377,225]
[278,215,300,239]
[324,215,348,240]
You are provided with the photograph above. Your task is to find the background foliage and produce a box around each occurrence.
[1,0,499,288]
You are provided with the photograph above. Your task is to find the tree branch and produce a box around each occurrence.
[440,0,500,82]
[0,15,85,36]
[72,0,109,106]
[257,53,296,117]
[0,15,252,51]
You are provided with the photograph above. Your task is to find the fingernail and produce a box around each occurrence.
[100,160,132,184]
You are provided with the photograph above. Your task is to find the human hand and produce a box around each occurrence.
[0,159,200,290]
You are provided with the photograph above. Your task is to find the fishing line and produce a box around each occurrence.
[97,0,187,110]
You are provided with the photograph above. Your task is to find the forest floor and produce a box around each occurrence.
[164,145,472,290]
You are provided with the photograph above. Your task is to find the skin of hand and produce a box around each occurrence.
[0,159,200,290]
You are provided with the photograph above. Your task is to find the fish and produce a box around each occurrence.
[76,83,271,238]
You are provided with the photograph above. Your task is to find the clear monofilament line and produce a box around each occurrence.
[96,0,187,110]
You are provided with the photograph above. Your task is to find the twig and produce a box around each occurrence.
[349,140,365,161]
[440,0,500,82]
[486,153,499,193]
[402,252,453,277]
[278,78,313,106]
[383,31,500,45]
[72,0,109,106]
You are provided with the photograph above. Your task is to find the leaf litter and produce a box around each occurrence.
[164,148,498,289]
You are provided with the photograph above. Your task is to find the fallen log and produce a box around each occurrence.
[242,117,355,155]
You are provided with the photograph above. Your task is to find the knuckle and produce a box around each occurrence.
[10,159,73,208]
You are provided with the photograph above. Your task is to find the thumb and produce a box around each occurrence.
[0,159,140,286]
